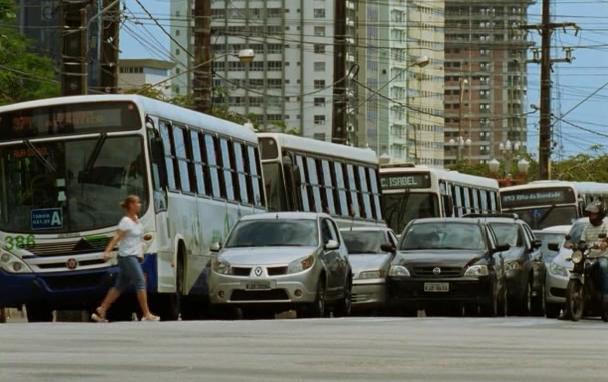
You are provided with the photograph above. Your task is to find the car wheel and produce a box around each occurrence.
[519,281,532,316]
[565,279,584,321]
[307,279,327,318]
[26,303,53,322]
[498,286,509,317]
[333,279,352,317]
[545,303,561,319]
[480,285,498,317]
[530,283,546,317]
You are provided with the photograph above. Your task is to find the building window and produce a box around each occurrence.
[176,48,180,55]
[313,9,325,18]
[314,97,325,107]
[314,62,325,72]
[314,44,325,54]
[175,29,180,36]
[314,115,326,125]
[313,133,326,141]
[314,26,326,36]
[314,80,326,89]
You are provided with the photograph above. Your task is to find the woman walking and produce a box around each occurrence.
[91,195,159,322]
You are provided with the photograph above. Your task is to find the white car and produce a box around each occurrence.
[544,220,587,318]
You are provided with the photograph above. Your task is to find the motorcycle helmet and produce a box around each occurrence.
[585,200,606,226]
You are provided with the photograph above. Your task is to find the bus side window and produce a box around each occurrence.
[159,120,178,191]
[368,168,382,221]
[357,166,373,219]
[233,142,248,204]
[294,155,310,211]
[204,134,222,198]
[345,164,360,218]
[321,160,336,215]
[189,130,205,195]
[247,146,264,207]
[147,120,168,211]
[489,191,498,212]
[333,162,348,217]
[442,194,453,217]
[306,157,323,213]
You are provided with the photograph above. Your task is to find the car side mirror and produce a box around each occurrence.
[532,239,542,249]
[325,240,339,251]
[547,242,560,252]
[380,243,397,254]
[210,242,222,253]
[494,244,511,253]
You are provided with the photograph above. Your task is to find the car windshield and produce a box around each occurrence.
[535,232,567,261]
[225,219,318,248]
[400,222,486,251]
[513,206,578,230]
[490,223,521,247]
[382,192,439,234]
[0,136,148,233]
[342,231,387,254]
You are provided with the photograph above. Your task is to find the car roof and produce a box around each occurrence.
[339,226,391,233]
[535,225,572,234]
[475,217,527,225]
[412,217,484,224]
[239,212,329,221]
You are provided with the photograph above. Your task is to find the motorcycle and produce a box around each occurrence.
[564,236,608,322]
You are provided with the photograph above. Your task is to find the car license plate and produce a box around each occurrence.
[246,281,272,290]
[424,282,449,292]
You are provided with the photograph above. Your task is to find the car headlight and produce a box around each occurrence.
[0,250,32,274]
[464,265,489,277]
[287,255,315,274]
[388,265,410,277]
[548,262,569,277]
[505,261,522,272]
[357,270,385,280]
[212,258,232,275]
[571,251,583,264]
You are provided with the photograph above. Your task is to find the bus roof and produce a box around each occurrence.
[0,95,259,143]
[501,180,608,195]
[380,165,499,189]
[258,133,378,165]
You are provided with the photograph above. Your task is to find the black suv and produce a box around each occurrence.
[387,218,510,316]
[464,214,543,316]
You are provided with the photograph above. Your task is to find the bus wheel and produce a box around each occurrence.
[25,303,53,322]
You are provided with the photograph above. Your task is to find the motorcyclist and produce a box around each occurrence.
[581,201,608,306]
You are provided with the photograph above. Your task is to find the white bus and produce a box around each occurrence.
[500,181,608,229]
[258,133,384,227]
[0,95,266,321]
[380,165,501,234]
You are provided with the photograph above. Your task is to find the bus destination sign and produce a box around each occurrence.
[380,173,431,190]
[501,188,575,208]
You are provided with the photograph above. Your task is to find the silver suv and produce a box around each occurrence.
[208,212,352,318]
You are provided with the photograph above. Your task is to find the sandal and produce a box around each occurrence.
[141,314,160,322]
[91,308,108,323]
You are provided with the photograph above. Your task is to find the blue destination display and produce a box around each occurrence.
[31,208,64,230]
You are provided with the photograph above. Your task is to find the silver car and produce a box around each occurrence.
[208,212,352,318]
[341,227,398,313]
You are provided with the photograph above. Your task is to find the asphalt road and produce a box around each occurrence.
[1,317,607,382]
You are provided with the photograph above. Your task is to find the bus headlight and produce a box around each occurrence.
[0,251,32,274]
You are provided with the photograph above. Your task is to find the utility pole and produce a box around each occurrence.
[61,0,89,96]
[193,0,212,113]
[522,0,577,180]
[331,0,347,144]
[99,0,120,93]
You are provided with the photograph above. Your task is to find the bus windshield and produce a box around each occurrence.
[0,135,148,233]
[382,192,439,235]
[513,206,578,230]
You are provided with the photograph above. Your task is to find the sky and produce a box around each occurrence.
[119,0,608,159]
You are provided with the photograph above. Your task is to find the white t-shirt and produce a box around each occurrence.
[117,216,144,257]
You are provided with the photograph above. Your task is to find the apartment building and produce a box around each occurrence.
[358,0,444,166]
[444,1,532,166]
[170,0,358,140]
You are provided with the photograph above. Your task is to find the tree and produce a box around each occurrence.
[0,0,59,105]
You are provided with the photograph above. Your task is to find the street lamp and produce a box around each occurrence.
[517,158,530,176]
[488,158,500,175]
[448,136,471,162]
